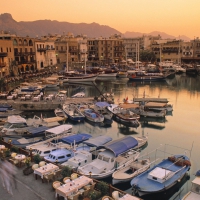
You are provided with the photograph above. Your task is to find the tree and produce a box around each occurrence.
[140,50,156,62]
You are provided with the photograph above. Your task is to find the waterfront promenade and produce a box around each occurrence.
[1,166,55,200]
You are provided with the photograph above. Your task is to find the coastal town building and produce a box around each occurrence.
[87,34,124,66]
[35,40,57,71]
[0,33,14,77]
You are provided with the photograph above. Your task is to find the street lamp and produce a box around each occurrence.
[89,171,92,178]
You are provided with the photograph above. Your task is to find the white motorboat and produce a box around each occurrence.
[61,135,112,169]
[107,104,140,127]
[112,158,151,185]
[54,108,68,119]
[78,136,140,179]
[71,92,85,98]
[62,103,85,122]
[26,125,73,156]
[1,115,28,136]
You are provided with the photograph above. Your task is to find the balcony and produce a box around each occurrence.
[46,47,55,50]
[0,62,6,68]
[69,49,78,53]
[37,48,46,52]
[58,50,66,53]
[30,52,36,55]
[0,52,8,57]
[162,49,181,53]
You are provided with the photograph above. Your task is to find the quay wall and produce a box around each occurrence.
[0,97,95,111]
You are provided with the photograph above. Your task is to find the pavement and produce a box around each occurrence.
[1,165,56,200]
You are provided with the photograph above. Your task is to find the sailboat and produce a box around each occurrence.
[62,46,97,82]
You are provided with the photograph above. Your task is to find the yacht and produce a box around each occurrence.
[78,136,140,179]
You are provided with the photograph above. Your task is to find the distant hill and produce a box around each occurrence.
[0,13,121,38]
[123,31,191,41]
[0,13,191,41]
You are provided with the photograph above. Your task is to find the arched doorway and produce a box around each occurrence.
[25,65,29,71]
[40,62,43,68]
[31,65,34,71]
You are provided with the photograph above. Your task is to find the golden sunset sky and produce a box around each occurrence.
[1,0,199,38]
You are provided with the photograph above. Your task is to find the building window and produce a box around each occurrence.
[10,48,11,52]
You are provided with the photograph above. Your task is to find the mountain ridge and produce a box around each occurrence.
[0,13,191,41]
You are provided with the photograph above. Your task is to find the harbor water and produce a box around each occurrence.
[21,74,200,200]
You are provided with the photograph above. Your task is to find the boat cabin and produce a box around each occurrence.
[190,177,200,194]
[44,148,74,163]
[1,115,28,135]
[63,150,92,168]
[147,167,174,183]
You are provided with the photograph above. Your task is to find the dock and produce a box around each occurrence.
[133,97,169,103]
[0,97,95,111]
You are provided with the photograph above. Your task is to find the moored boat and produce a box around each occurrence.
[182,170,200,200]
[62,103,85,122]
[78,136,140,179]
[131,154,191,196]
[128,71,166,81]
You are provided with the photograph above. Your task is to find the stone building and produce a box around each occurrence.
[13,36,36,74]
[35,39,57,71]
[55,33,87,71]
[0,33,14,77]
[87,34,124,66]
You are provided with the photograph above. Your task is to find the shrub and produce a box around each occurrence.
[33,154,42,164]
[88,190,101,200]
[96,181,109,196]
[10,146,19,153]
[61,166,72,177]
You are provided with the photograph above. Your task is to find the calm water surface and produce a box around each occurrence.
[25,74,200,200]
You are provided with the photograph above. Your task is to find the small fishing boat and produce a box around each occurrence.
[107,104,140,127]
[128,71,166,81]
[131,154,191,196]
[62,103,85,122]
[182,170,200,199]
[54,108,68,119]
[93,102,113,122]
[83,108,104,123]
[112,158,151,185]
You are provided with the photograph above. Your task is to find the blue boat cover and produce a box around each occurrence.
[95,102,110,108]
[0,104,12,108]
[0,108,8,112]
[83,135,112,147]
[25,126,48,135]
[196,170,200,176]
[97,136,138,156]
[61,133,92,144]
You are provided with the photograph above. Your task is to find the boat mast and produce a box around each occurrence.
[178,36,181,65]
[84,50,86,75]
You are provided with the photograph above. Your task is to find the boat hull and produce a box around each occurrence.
[63,75,97,82]
[129,76,166,81]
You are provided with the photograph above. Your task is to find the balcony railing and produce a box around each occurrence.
[0,52,8,57]
[58,50,66,53]
[0,62,6,68]
[37,48,46,52]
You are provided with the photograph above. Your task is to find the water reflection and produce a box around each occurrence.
[117,124,139,135]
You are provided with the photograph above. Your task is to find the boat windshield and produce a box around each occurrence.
[4,122,27,128]
[191,183,200,194]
